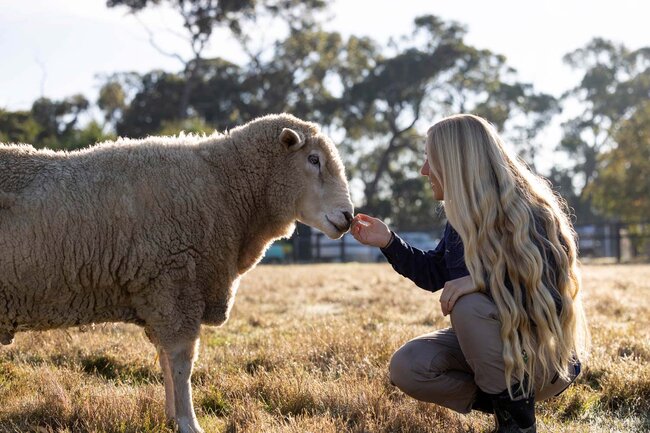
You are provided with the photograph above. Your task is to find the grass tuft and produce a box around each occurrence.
[200,387,232,417]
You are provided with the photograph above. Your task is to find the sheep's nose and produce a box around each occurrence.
[342,211,353,224]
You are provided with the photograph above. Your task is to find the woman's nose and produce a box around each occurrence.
[420,160,430,176]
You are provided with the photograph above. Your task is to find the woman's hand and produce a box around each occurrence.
[439,275,478,316]
[351,213,393,248]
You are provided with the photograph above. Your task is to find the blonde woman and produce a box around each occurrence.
[351,114,588,433]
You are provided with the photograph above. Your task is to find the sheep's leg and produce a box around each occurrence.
[168,338,203,433]
[157,347,176,421]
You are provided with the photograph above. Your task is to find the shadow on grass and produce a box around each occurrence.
[0,405,171,433]
[244,355,276,375]
[80,354,159,384]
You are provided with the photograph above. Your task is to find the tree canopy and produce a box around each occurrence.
[556,38,650,222]
[589,101,650,222]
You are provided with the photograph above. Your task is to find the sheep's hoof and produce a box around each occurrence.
[176,417,204,433]
[0,331,14,345]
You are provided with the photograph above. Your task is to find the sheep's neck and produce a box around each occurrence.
[219,144,294,274]
[233,190,295,274]
[237,212,293,274]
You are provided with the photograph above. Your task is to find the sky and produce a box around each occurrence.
[2,0,649,108]
[1,0,649,169]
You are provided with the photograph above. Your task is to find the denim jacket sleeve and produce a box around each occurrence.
[380,228,451,293]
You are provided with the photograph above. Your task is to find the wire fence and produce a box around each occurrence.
[575,221,650,263]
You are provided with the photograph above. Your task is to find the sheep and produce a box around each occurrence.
[0,113,354,433]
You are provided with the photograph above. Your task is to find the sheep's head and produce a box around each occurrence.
[279,125,353,240]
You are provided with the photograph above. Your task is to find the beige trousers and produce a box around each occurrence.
[389,292,576,414]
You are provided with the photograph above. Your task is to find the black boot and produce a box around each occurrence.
[488,388,536,433]
[472,388,494,414]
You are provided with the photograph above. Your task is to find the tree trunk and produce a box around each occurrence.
[363,134,399,208]
[363,105,422,209]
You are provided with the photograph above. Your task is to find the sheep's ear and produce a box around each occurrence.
[279,128,304,151]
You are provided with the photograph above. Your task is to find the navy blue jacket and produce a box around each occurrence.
[381,223,563,314]
[381,223,468,292]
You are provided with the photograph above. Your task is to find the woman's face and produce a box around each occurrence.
[421,150,444,200]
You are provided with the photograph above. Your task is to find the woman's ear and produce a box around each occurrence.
[279,128,304,151]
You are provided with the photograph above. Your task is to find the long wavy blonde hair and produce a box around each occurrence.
[426,114,589,397]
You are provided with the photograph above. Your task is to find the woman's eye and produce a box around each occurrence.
[308,155,320,166]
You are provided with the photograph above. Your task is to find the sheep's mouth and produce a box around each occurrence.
[325,215,348,233]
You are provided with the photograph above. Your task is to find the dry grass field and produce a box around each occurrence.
[0,263,648,433]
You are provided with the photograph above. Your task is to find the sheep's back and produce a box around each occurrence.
[0,145,63,195]
[0,143,222,330]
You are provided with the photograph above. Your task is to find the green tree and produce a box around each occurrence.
[559,38,650,221]
[30,95,91,149]
[66,120,116,150]
[0,109,40,144]
[588,101,650,222]
[106,29,347,136]
[1,99,113,150]
[98,80,128,127]
[112,71,186,137]
[106,0,326,120]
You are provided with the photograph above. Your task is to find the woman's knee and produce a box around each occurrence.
[450,292,497,328]
[389,341,477,413]
[389,338,456,392]
[389,343,417,390]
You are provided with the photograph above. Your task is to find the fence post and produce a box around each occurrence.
[615,221,622,263]
[293,223,313,262]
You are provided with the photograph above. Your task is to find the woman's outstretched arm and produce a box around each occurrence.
[351,213,450,292]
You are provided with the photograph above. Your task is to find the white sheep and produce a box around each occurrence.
[0,113,354,433]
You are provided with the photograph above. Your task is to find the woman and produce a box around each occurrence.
[351,114,588,433]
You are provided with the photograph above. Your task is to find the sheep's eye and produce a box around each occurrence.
[308,155,320,166]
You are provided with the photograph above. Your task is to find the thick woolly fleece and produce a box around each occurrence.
[0,113,348,347]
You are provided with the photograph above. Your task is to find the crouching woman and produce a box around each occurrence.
[351,114,589,433]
